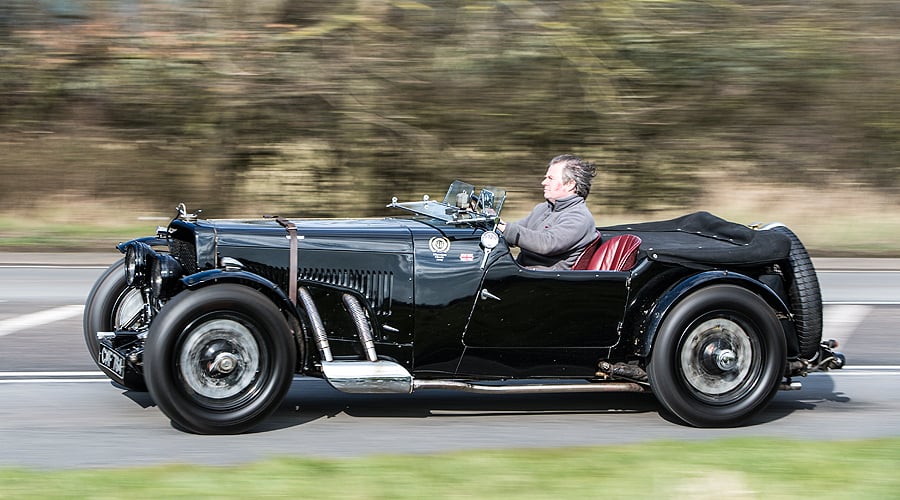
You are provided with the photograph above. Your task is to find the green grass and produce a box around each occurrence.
[1,438,899,499]
[0,215,156,251]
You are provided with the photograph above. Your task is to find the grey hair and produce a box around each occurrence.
[550,154,596,199]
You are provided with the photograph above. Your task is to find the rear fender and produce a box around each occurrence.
[640,271,791,359]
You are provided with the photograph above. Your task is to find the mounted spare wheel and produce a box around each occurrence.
[763,224,823,360]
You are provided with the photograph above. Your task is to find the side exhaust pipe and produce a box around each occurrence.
[321,359,647,395]
[298,286,333,362]
[342,293,378,362]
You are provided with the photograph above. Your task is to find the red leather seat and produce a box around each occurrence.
[572,232,603,270]
[572,233,642,271]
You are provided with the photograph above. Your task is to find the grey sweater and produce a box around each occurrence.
[504,195,596,270]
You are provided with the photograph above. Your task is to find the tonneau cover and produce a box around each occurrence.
[599,211,791,269]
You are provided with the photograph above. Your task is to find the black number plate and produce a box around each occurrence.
[98,344,126,380]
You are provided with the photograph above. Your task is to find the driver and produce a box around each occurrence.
[498,154,597,270]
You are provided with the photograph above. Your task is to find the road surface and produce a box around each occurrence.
[0,256,898,468]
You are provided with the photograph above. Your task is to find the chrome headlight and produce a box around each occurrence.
[151,253,184,300]
[124,242,153,287]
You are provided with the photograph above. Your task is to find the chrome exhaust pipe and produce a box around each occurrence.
[322,360,413,393]
[320,359,648,395]
[343,293,378,362]
[298,286,333,362]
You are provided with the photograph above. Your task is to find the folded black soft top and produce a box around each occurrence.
[600,211,792,269]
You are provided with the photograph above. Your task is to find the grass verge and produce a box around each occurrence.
[1,438,899,499]
[3,182,900,255]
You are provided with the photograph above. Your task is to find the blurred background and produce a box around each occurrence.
[1,0,899,253]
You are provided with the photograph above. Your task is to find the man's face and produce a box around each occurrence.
[542,161,576,202]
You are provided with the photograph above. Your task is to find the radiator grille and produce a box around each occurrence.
[169,238,197,273]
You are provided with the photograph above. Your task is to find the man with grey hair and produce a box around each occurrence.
[498,154,597,270]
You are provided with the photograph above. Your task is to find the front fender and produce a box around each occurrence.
[116,236,168,253]
[180,269,307,367]
[181,269,293,311]
[640,270,791,359]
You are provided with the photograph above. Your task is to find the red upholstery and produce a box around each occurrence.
[572,232,603,270]
[573,234,642,271]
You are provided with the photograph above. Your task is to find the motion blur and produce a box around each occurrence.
[1,1,899,250]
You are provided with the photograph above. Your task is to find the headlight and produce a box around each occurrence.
[124,242,153,287]
[151,253,184,300]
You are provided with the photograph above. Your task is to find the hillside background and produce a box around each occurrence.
[1,1,899,254]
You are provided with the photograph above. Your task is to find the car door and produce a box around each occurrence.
[463,257,630,350]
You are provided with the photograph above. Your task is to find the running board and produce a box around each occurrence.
[413,380,646,394]
[321,360,647,395]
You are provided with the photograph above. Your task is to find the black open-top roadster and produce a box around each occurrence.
[84,181,843,434]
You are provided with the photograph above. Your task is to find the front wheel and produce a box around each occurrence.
[648,284,786,427]
[83,258,148,391]
[144,284,296,434]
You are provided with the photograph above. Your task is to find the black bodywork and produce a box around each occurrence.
[84,182,843,433]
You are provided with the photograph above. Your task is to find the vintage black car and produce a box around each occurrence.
[84,181,844,434]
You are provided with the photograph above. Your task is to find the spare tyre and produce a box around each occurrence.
[763,224,822,359]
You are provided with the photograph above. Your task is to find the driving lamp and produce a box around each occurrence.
[124,241,153,287]
[150,253,184,300]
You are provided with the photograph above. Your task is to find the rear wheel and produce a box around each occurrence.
[144,284,296,434]
[648,284,786,427]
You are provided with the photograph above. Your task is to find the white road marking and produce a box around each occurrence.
[824,301,900,306]
[812,366,900,376]
[0,378,111,384]
[0,371,104,377]
[0,371,108,384]
[822,304,872,349]
[0,265,109,269]
[0,305,85,337]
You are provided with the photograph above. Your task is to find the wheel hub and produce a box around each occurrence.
[209,352,239,375]
[200,340,242,378]
[681,318,754,396]
[715,348,738,371]
[701,341,739,373]
[179,318,261,400]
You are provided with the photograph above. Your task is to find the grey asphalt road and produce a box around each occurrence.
[0,256,898,469]
[1,369,896,469]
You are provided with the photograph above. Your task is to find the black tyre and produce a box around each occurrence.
[83,258,148,391]
[766,224,822,359]
[143,284,296,434]
[648,284,786,427]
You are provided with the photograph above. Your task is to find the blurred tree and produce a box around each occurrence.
[0,0,897,218]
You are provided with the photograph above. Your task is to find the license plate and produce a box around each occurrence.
[98,343,126,380]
